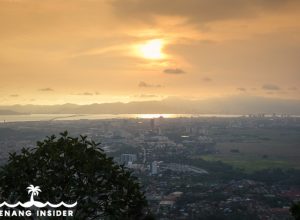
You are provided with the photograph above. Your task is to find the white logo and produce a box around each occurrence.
[0,185,77,208]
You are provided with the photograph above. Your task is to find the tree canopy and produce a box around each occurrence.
[291,202,300,220]
[0,131,148,219]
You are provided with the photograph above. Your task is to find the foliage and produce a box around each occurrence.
[0,131,148,219]
[291,202,300,220]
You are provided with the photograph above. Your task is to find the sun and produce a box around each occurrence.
[139,39,165,60]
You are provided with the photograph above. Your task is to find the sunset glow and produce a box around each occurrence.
[0,0,299,105]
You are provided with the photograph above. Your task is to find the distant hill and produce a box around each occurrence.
[0,109,25,115]
[0,96,299,115]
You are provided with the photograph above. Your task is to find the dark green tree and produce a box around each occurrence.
[291,202,300,220]
[0,131,148,219]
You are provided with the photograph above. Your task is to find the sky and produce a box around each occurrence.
[0,0,300,105]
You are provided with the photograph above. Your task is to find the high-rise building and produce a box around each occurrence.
[143,148,146,164]
[120,154,137,165]
[151,161,158,175]
[150,118,155,131]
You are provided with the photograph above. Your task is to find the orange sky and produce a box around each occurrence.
[0,0,299,105]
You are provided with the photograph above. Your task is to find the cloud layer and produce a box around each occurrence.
[111,0,299,24]
[262,84,281,91]
[38,88,54,92]
[163,68,185,74]
[139,81,162,88]
[0,0,299,104]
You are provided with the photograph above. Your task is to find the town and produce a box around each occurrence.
[0,115,299,219]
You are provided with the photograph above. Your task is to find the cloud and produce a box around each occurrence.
[75,92,101,96]
[202,77,212,82]
[139,81,162,88]
[38,88,54,92]
[163,68,185,74]
[237,87,247,92]
[134,94,159,98]
[262,84,281,91]
[10,94,19,97]
[111,0,298,24]
[79,92,93,96]
[288,86,297,91]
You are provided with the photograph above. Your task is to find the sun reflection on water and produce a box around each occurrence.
[137,114,176,119]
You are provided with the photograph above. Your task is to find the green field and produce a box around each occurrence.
[200,154,299,173]
[201,127,300,172]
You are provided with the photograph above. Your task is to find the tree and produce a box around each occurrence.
[0,131,148,219]
[291,202,300,220]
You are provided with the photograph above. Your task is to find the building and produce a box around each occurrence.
[150,118,155,131]
[151,161,158,175]
[120,154,137,165]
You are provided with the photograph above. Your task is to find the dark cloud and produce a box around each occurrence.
[10,94,19,97]
[163,68,185,74]
[139,81,162,88]
[262,84,281,91]
[202,77,212,82]
[38,88,54,92]
[237,87,247,92]
[111,0,297,24]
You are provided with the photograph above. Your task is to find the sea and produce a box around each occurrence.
[0,114,247,123]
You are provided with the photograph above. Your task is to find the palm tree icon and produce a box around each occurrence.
[27,185,41,203]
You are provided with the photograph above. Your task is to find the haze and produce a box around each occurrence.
[0,0,300,105]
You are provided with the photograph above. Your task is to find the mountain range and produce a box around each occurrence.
[0,96,299,115]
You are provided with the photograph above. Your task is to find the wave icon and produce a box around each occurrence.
[0,185,77,208]
[0,201,77,208]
